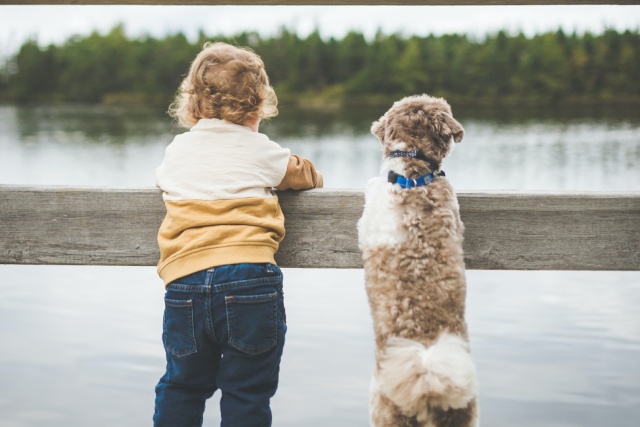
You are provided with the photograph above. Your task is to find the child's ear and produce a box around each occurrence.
[371,116,386,144]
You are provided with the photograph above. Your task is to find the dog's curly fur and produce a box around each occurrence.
[358,94,478,427]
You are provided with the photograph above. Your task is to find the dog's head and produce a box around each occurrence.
[371,94,464,179]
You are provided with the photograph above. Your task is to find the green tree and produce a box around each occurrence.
[12,40,60,101]
[2,26,638,107]
[392,36,429,94]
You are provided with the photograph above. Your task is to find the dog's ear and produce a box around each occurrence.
[439,112,464,143]
[371,116,386,144]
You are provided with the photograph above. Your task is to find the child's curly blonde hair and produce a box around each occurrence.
[169,42,278,129]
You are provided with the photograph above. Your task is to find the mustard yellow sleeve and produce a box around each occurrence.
[276,154,323,190]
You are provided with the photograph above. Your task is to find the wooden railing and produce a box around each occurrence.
[1,186,638,270]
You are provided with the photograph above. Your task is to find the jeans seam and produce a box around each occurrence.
[212,275,282,293]
[167,283,210,293]
[205,294,217,343]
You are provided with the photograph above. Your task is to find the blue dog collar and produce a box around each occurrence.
[388,170,445,189]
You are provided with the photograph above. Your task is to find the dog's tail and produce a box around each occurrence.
[376,332,477,416]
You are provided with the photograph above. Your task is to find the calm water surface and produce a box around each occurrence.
[0,105,639,426]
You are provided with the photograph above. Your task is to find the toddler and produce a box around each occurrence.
[153,42,323,427]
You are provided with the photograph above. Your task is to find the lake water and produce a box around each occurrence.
[0,104,639,427]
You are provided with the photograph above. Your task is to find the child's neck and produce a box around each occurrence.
[244,118,260,132]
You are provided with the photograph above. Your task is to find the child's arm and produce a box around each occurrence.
[276,154,323,190]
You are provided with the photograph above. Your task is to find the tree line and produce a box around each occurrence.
[1,25,638,108]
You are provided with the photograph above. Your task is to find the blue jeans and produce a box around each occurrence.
[153,263,287,427]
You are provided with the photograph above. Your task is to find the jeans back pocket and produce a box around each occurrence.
[163,298,197,357]
[226,292,278,355]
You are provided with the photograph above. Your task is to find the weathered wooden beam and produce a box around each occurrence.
[0,186,638,270]
[1,1,638,5]
[459,192,640,271]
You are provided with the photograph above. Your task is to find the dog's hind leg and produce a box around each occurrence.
[370,371,418,427]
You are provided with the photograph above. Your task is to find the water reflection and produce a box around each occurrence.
[13,104,173,142]
[3,104,638,192]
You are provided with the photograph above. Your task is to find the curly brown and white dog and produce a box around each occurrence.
[358,94,478,427]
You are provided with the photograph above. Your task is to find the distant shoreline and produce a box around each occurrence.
[2,28,638,112]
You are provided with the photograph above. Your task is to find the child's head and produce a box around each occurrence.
[169,42,278,129]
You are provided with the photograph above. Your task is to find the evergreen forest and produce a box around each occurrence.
[1,25,639,109]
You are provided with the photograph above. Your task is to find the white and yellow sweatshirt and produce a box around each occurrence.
[156,118,323,285]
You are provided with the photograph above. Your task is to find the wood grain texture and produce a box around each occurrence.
[0,186,638,270]
[459,193,640,270]
[0,186,164,266]
[1,1,638,5]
